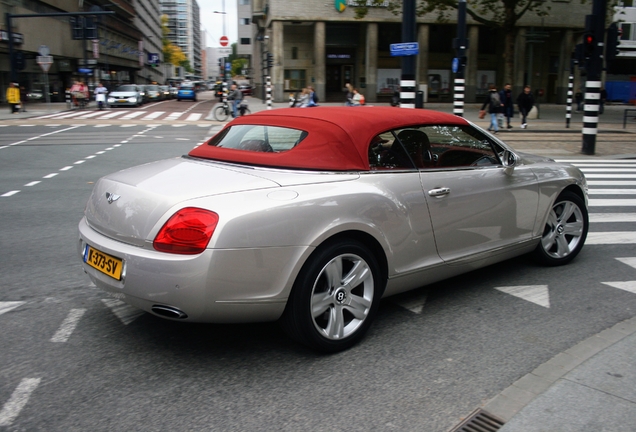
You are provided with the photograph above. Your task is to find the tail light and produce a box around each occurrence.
[153,208,219,254]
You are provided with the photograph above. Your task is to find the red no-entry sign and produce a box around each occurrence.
[220,36,229,47]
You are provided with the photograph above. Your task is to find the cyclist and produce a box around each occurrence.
[227,83,243,118]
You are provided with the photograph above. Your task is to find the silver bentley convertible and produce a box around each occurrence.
[78,107,588,352]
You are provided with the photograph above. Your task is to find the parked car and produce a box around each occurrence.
[176,82,197,101]
[106,84,143,107]
[159,85,171,100]
[169,86,178,98]
[238,84,252,96]
[136,84,149,104]
[78,107,588,352]
[145,84,162,102]
[27,89,44,101]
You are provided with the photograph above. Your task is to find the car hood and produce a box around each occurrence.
[109,91,137,98]
[85,157,283,246]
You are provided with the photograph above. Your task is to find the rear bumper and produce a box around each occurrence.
[78,217,305,323]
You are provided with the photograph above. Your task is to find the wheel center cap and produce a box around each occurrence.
[334,288,347,304]
[557,224,565,235]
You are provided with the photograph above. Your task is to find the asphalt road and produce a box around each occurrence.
[1,122,635,431]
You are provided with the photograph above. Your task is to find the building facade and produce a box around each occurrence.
[1,0,144,100]
[251,0,635,104]
[134,0,164,84]
[160,0,201,78]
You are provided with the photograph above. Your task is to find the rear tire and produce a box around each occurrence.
[280,239,383,353]
[532,190,588,266]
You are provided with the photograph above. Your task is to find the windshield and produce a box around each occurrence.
[146,85,159,91]
[115,85,137,92]
[207,125,308,153]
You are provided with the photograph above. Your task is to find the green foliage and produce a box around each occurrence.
[231,58,248,77]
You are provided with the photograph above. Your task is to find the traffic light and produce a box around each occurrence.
[583,33,595,57]
[266,53,273,69]
[606,22,621,64]
[12,51,25,71]
[70,17,84,40]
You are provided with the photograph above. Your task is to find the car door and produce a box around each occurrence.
[415,124,540,264]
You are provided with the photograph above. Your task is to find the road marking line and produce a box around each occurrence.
[392,290,428,314]
[495,285,550,308]
[581,168,636,173]
[141,111,164,120]
[0,301,25,316]
[587,232,636,244]
[589,213,636,223]
[121,112,146,120]
[1,191,20,197]
[588,199,636,206]
[24,181,40,187]
[166,112,184,120]
[588,189,636,195]
[50,309,87,342]
[76,111,103,119]
[601,281,636,294]
[616,257,636,269]
[85,155,96,159]
[43,173,58,178]
[185,113,202,121]
[585,174,636,179]
[60,166,73,171]
[0,378,41,427]
[97,111,128,119]
[74,160,85,165]
[101,299,144,325]
[588,181,636,186]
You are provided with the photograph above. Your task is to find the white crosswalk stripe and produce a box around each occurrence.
[31,108,213,123]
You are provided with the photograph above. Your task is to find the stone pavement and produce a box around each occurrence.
[3,97,636,432]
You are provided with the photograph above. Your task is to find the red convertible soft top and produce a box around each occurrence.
[189,106,469,171]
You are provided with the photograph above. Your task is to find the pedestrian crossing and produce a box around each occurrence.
[33,109,207,122]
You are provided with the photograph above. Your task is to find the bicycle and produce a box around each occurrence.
[213,100,251,122]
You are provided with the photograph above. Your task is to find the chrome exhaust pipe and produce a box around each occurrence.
[151,305,188,319]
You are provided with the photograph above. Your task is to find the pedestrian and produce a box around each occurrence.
[297,88,311,107]
[574,88,583,112]
[227,83,243,118]
[350,88,365,106]
[94,82,108,110]
[499,83,514,129]
[344,83,354,106]
[480,84,503,133]
[19,85,27,112]
[599,86,607,114]
[6,82,21,114]
[307,85,318,107]
[517,85,535,129]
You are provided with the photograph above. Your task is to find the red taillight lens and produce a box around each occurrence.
[153,208,219,254]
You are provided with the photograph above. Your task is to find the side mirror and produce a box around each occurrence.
[502,150,518,172]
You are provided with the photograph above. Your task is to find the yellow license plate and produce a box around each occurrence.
[118,99,127,102]
[84,245,123,280]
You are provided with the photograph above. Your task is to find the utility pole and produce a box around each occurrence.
[399,0,416,108]
[453,0,468,117]
[581,0,607,155]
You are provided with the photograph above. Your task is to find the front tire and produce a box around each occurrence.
[281,239,383,353]
[532,190,588,266]
[213,105,230,122]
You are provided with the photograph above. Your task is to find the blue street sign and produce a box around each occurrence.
[452,57,459,73]
[147,52,160,65]
[225,62,231,71]
[390,42,419,57]
[78,68,92,74]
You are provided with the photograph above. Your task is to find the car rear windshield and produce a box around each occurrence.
[116,85,137,92]
[207,125,308,153]
[180,84,194,89]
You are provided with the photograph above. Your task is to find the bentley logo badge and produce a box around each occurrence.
[105,192,120,204]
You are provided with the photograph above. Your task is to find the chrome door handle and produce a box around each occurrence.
[428,187,450,197]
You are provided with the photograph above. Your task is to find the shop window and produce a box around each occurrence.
[284,70,306,90]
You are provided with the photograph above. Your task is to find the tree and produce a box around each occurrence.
[231,58,249,77]
[352,0,552,85]
[161,15,188,68]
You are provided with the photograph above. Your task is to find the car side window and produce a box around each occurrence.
[368,131,417,171]
[421,125,501,168]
